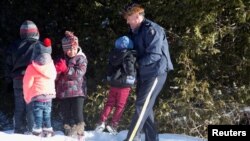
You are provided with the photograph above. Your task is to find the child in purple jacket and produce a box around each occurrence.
[55,31,87,139]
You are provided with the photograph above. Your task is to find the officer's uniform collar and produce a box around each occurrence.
[132,18,147,34]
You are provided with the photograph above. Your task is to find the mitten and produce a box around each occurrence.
[55,59,68,73]
[126,75,135,85]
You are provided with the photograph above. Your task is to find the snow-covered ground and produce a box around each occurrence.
[0,130,206,141]
[0,112,207,141]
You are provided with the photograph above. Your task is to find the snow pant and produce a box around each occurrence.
[125,72,167,141]
[13,79,34,133]
[32,100,52,130]
[61,97,84,126]
[100,87,131,127]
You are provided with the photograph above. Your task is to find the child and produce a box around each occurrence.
[55,31,87,139]
[95,36,137,135]
[5,20,39,134]
[23,38,57,137]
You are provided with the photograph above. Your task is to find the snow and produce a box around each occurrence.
[0,130,206,141]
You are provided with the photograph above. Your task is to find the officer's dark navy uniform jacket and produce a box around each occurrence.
[125,18,173,141]
[130,18,173,80]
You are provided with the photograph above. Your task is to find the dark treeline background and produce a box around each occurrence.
[0,0,249,138]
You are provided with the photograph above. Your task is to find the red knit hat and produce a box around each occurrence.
[32,38,52,59]
[33,38,52,65]
[44,38,51,47]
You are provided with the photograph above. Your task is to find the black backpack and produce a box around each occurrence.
[108,50,136,87]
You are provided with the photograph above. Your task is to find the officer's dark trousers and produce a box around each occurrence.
[125,72,167,141]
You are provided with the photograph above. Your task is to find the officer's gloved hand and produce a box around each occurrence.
[126,75,135,85]
[107,76,111,81]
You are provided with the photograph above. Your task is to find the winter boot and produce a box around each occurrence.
[95,122,105,133]
[65,123,85,140]
[63,124,72,136]
[76,122,85,136]
[32,128,42,136]
[14,126,26,134]
[70,124,78,137]
[106,124,118,135]
[14,129,25,134]
[43,127,55,137]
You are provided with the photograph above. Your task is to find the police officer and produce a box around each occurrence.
[122,3,174,141]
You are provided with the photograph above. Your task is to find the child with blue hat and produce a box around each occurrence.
[95,36,137,135]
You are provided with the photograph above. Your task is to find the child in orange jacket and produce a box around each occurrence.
[23,38,56,137]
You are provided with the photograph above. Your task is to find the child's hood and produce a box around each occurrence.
[31,61,56,79]
[76,47,87,58]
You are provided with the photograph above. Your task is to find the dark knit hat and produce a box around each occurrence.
[20,20,39,40]
[115,36,134,49]
[34,53,52,65]
[61,31,79,52]
[33,38,52,65]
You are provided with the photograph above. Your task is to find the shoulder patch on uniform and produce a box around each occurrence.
[145,22,151,26]
[149,28,156,35]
